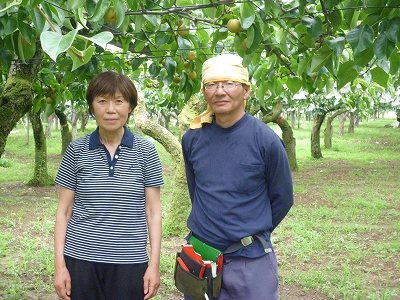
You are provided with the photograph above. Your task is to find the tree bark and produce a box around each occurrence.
[338,113,346,136]
[0,43,43,158]
[28,109,53,186]
[261,102,298,171]
[160,111,171,130]
[69,109,79,141]
[277,117,298,171]
[134,93,191,236]
[324,109,346,149]
[55,109,72,155]
[79,112,89,133]
[290,111,296,128]
[311,113,326,158]
[348,112,355,133]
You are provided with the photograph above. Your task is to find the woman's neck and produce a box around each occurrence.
[99,127,124,146]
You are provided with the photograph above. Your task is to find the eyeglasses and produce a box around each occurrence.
[203,81,242,91]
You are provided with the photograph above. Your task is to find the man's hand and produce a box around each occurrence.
[143,264,160,299]
[54,266,71,300]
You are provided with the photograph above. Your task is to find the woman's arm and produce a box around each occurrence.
[143,186,162,300]
[54,186,75,300]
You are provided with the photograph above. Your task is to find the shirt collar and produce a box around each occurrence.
[89,126,134,150]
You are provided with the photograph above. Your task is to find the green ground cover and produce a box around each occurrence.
[0,117,399,299]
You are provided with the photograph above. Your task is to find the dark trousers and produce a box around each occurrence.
[65,255,148,300]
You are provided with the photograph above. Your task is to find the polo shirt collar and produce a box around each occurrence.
[89,126,134,150]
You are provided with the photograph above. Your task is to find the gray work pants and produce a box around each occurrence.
[185,250,279,300]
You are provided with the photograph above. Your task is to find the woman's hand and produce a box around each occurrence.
[143,264,160,299]
[54,266,71,300]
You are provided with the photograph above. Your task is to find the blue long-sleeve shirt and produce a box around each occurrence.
[182,113,293,258]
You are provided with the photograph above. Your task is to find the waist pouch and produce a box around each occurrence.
[174,238,223,299]
[174,233,270,299]
[174,252,222,299]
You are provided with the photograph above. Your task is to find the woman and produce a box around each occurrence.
[54,71,163,300]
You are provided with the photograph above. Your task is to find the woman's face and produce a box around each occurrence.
[91,91,132,133]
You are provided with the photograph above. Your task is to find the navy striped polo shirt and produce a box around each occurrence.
[55,127,164,264]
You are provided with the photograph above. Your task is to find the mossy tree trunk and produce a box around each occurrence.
[290,111,296,129]
[278,117,298,171]
[0,45,42,158]
[28,108,53,186]
[338,113,346,136]
[312,105,342,158]
[0,41,43,157]
[80,112,89,132]
[55,109,72,154]
[324,109,346,149]
[261,102,298,171]
[0,77,32,158]
[311,113,326,159]
[348,112,355,133]
[134,93,196,237]
[70,111,79,141]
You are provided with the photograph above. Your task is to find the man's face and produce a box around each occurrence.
[202,81,250,117]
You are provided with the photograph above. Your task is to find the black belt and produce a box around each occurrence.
[224,234,272,254]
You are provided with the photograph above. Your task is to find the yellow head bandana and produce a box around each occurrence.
[189,54,250,129]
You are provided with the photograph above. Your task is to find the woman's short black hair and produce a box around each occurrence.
[86,71,138,115]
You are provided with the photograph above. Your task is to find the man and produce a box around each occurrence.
[181,54,293,299]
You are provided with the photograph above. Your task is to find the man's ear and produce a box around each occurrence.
[243,84,251,100]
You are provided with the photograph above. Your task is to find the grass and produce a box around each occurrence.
[0,116,399,299]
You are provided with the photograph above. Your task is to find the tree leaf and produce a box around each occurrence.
[17,31,35,62]
[247,23,263,53]
[373,33,395,59]
[144,14,160,29]
[286,77,302,94]
[149,63,160,77]
[67,0,83,10]
[328,10,342,33]
[343,0,360,28]
[297,55,310,76]
[131,57,146,71]
[30,8,46,33]
[310,45,333,73]
[0,14,17,37]
[177,36,191,51]
[326,37,345,57]
[88,0,111,23]
[386,17,400,42]
[83,31,113,49]
[184,81,194,101]
[0,0,22,13]
[353,47,374,67]
[115,0,126,29]
[68,45,96,71]
[389,51,400,75]
[164,57,177,77]
[126,0,139,10]
[346,25,373,55]
[370,66,388,88]
[240,2,255,30]
[337,61,358,89]
[302,16,323,38]
[264,0,281,17]
[155,30,173,45]
[40,29,77,61]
